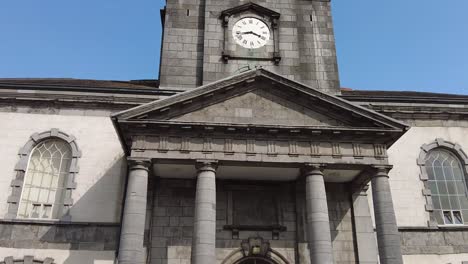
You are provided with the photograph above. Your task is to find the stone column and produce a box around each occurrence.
[191,160,218,264]
[371,166,403,264]
[118,158,151,264]
[303,164,334,264]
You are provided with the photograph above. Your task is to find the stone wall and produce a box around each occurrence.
[0,221,119,250]
[366,126,468,228]
[216,181,297,263]
[296,182,358,264]
[328,184,357,264]
[0,112,126,223]
[159,0,205,88]
[400,229,468,255]
[150,179,360,263]
[0,222,118,263]
[149,179,196,264]
[160,0,341,94]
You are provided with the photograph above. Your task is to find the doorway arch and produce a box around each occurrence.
[221,238,290,264]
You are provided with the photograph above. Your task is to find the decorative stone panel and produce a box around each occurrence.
[6,129,80,221]
[417,138,468,227]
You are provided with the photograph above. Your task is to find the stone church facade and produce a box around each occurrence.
[0,1,467,264]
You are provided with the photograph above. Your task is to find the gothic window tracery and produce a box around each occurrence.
[424,149,468,225]
[419,139,468,226]
[17,139,72,219]
[6,129,80,221]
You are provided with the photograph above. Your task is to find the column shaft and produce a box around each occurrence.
[304,165,334,264]
[371,166,403,264]
[191,161,217,264]
[118,159,150,264]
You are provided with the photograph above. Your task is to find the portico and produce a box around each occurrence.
[112,69,408,264]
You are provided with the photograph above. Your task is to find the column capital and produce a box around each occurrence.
[127,157,151,172]
[371,165,393,178]
[301,163,325,176]
[196,160,218,172]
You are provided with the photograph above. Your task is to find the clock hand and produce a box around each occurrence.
[251,32,261,38]
[241,31,254,35]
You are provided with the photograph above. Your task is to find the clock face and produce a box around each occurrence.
[232,17,270,49]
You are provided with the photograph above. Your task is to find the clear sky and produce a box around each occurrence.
[0,0,467,95]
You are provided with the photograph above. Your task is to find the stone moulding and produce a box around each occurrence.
[6,129,80,221]
[417,138,468,227]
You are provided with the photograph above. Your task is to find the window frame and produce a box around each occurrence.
[418,138,468,227]
[6,129,80,221]
[17,139,72,220]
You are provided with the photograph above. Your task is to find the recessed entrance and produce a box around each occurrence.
[235,256,278,264]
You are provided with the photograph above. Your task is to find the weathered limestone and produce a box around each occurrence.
[371,166,404,264]
[191,161,218,264]
[118,158,151,264]
[303,164,334,264]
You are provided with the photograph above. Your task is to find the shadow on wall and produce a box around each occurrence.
[326,183,358,263]
[33,156,126,264]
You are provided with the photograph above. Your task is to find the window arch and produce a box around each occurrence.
[418,138,468,226]
[6,129,80,221]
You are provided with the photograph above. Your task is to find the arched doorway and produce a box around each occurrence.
[235,256,278,264]
[221,237,290,264]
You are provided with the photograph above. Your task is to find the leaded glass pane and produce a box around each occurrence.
[463,210,468,224]
[443,211,453,224]
[429,183,438,196]
[454,211,463,224]
[440,195,450,209]
[17,139,71,219]
[432,195,441,209]
[447,181,457,194]
[434,166,445,181]
[456,181,466,194]
[425,148,468,225]
[437,181,448,195]
[450,196,461,210]
[445,166,455,181]
[460,197,468,209]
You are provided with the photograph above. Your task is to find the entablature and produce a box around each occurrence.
[129,134,389,165]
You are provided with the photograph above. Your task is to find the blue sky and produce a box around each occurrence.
[0,0,467,95]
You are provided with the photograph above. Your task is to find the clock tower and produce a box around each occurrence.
[159,0,340,95]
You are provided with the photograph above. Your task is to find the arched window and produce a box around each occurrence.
[424,148,468,225]
[17,139,72,219]
[6,129,80,221]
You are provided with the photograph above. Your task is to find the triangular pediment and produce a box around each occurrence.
[220,2,280,20]
[170,88,346,127]
[113,69,408,133]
